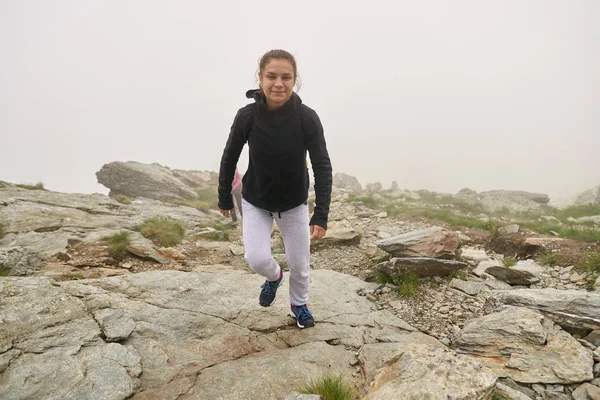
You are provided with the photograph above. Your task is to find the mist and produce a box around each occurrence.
[1,0,598,203]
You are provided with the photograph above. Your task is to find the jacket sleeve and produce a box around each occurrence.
[304,107,332,230]
[218,108,248,210]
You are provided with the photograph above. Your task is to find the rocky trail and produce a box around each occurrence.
[1,164,600,399]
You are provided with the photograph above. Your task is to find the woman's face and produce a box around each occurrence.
[259,59,295,110]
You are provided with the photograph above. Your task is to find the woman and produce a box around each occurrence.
[218,49,332,329]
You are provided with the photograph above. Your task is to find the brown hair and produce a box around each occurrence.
[257,49,301,90]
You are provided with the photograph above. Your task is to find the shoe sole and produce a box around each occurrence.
[259,275,284,307]
[289,312,315,329]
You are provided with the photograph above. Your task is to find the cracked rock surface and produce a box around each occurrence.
[0,268,427,399]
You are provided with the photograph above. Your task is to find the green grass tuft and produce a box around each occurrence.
[537,254,558,267]
[503,257,516,267]
[520,221,600,243]
[0,223,5,239]
[0,267,11,276]
[347,193,379,208]
[112,194,132,205]
[172,188,219,212]
[102,231,132,259]
[373,271,395,285]
[552,204,600,220]
[16,182,45,190]
[397,271,420,297]
[385,205,496,232]
[139,218,185,247]
[577,249,600,275]
[298,373,355,400]
[586,272,599,291]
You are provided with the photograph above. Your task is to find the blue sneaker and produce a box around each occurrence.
[290,304,315,329]
[259,272,284,307]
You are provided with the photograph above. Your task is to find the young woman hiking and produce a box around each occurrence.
[218,49,332,328]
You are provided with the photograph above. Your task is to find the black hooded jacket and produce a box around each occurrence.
[218,90,332,229]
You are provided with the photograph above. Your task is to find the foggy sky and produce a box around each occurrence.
[1,0,599,203]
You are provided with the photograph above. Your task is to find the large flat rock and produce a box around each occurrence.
[498,288,600,330]
[454,307,594,384]
[375,227,458,259]
[0,268,426,400]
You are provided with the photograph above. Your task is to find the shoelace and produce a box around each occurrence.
[261,280,278,296]
[294,305,312,321]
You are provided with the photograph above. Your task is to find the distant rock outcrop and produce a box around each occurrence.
[332,172,361,191]
[454,189,551,213]
[366,182,383,192]
[96,161,217,202]
[574,186,600,205]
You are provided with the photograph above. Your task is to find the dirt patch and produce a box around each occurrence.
[487,231,599,267]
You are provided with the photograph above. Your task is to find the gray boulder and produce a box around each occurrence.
[454,307,594,384]
[498,289,600,330]
[449,279,489,296]
[455,189,550,213]
[494,383,534,400]
[574,186,600,206]
[376,227,459,259]
[572,383,600,400]
[0,183,214,258]
[0,247,44,276]
[333,172,361,191]
[364,344,496,399]
[485,260,543,286]
[96,161,200,202]
[311,229,360,248]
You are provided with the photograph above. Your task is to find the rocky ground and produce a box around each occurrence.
[1,172,600,399]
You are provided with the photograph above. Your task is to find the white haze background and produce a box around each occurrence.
[1,1,599,203]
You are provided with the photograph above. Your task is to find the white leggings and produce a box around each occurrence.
[242,198,310,306]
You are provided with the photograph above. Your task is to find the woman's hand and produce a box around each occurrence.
[219,209,233,218]
[310,225,326,240]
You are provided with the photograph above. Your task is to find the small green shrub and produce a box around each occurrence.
[172,188,219,212]
[520,221,600,243]
[372,271,395,285]
[397,271,420,297]
[347,193,379,208]
[0,267,11,276]
[0,223,5,239]
[503,257,516,268]
[553,204,600,220]
[196,188,218,203]
[537,254,558,267]
[298,373,355,400]
[17,182,45,190]
[587,272,599,291]
[112,194,132,205]
[139,218,185,247]
[578,249,600,275]
[415,190,439,203]
[102,231,131,259]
